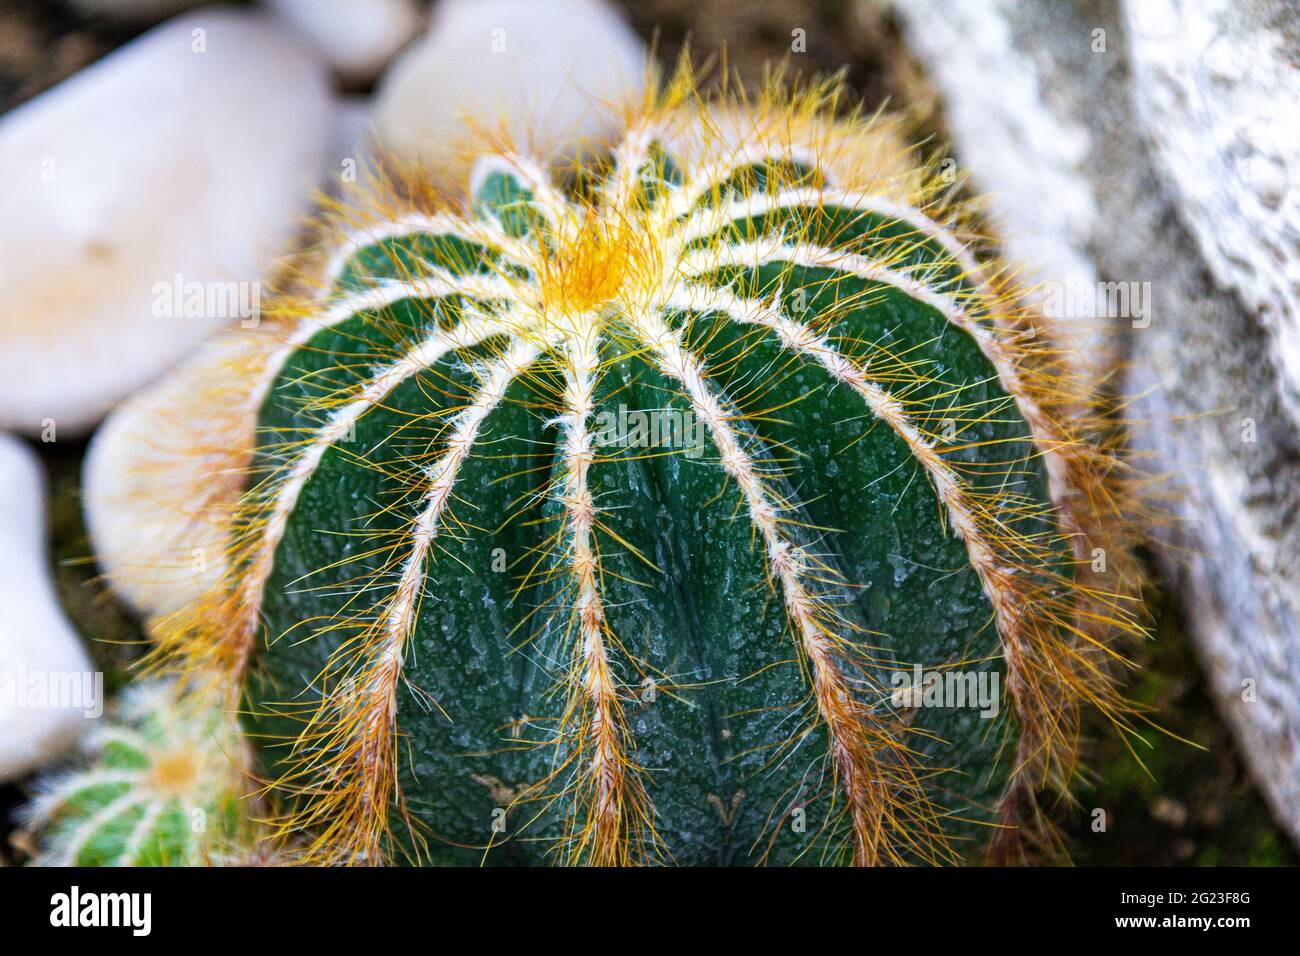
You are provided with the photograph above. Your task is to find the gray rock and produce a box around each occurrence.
[888,0,1300,842]
[1125,0,1300,423]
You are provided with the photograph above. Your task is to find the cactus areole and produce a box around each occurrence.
[163,81,1142,866]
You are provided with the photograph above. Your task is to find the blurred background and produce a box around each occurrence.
[1,0,1296,866]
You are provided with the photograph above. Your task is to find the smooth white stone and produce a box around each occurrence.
[0,8,333,437]
[373,0,647,171]
[83,326,287,620]
[0,435,96,782]
[325,95,378,199]
[268,0,423,85]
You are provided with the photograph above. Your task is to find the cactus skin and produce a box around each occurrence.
[21,682,253,866]
[145,77,1145,867]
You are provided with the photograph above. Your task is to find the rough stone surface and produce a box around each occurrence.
[1125,0,1300,423]
[888,0,1106,359]
[888,0,1300,842]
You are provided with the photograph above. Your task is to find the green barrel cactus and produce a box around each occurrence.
[93,79,1143,866]
[21,681,253,866]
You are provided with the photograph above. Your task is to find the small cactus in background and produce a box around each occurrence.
[21,681,254,865]
[74,73,1148,866]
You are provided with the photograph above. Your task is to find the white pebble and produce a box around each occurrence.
[83,327,286,620]
[373,0,647,170]
[268,0,424,85]
[0,8,334,437]
[0,435,96,782]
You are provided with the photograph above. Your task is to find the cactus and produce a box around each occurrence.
[91,76,1145,867]
[20,681,254,866]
